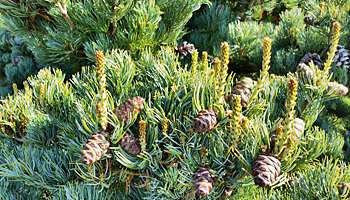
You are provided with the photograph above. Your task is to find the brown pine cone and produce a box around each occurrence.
[225,77,255,108]
[300,53,324,70]
[193,110,218,133]
[193,166,216,197]
[325,82,349,96]
[304,17,316,25]
[253,154,281,187]
[291,118,304,142]
[81,131,110,165]
[296,63,314,82]
[113,96,145,126]
[175,41,195,59]
[118,133,141,155]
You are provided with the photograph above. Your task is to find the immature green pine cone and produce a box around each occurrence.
[81,131,110,165]
[193,166,216,197]
[118,133,141,155]
[193,110,218,133]
[113,96,145,126]
[253,154,281,187]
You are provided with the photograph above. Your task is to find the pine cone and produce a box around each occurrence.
[12,56,24,65]
[304,17,316,25]
[325,82,348,96]
[175,41,195,59]
[253,154,281,187]
[338,182,350,198]
[81,131,110,165]
[332,45,349,69]
[193,110,218,133]
[290,118,304,142]
[300,53,324,70]
[113,96,145,126]
[296,63,314,82]
[118,133,141,155]
[225,77,255,108]
[193,166,216,197]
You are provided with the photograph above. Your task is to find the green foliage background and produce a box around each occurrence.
[1,0,350,199]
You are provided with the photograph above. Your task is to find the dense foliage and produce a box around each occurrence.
[1,0,350,200]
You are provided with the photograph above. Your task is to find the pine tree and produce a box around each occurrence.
[1,1,350,200]
[0,0,210,75]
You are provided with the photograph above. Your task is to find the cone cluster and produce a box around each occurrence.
[193,166,216,197]
[252,154,281,187]
[113,96,145,126]
[81,131,110,165]
[119,133,141,155]
[193,110,218,133]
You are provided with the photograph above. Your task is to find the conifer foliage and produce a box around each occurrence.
[1,1,350,200]
[0,0,210,74]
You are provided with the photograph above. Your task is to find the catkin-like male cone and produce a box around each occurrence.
[193,110,218,133]
[95,50,108,131]
[139,120,147,154]
[81,131,110,165]
[271,118,304,149]
[113,96,145,126]
[193,166,216,197]
[253,154,281,187]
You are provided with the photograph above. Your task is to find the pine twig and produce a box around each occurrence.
[56,1,76,31]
